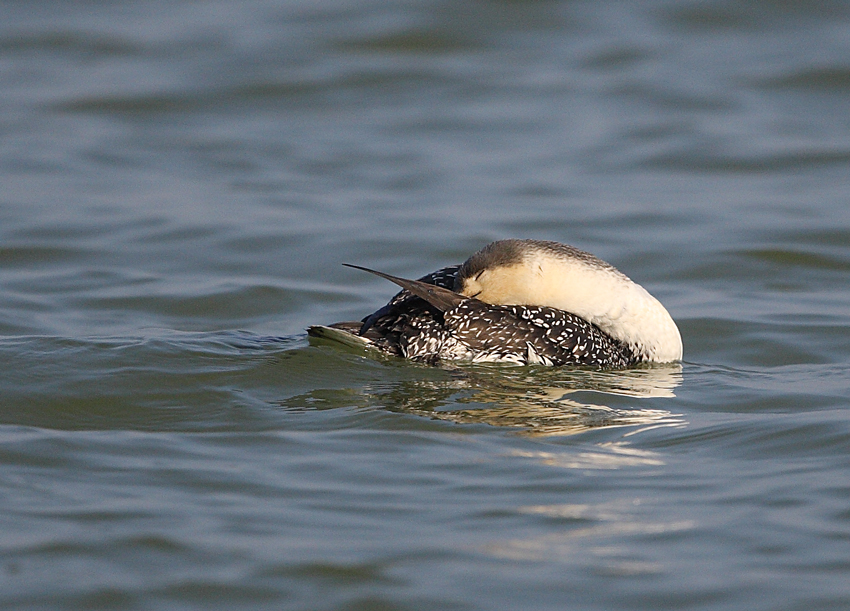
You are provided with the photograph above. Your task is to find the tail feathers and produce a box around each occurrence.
[307,324,375,350]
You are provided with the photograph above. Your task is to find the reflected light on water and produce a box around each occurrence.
[486,499,695,571]
[510,442,666,469]
[485,518,695,568]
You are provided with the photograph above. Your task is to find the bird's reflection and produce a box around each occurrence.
[365,361,685,437]
[296,336,684,436]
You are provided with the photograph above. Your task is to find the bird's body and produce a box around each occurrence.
[308,240,682,368]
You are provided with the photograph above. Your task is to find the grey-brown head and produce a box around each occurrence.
[454,239,618,299]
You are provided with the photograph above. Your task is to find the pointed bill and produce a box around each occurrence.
[343,263,467,313]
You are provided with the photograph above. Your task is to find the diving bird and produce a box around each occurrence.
[308,239,682,368]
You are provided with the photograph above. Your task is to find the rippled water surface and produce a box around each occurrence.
[1,0,849,609]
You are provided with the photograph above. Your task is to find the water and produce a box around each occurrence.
[1,0,849,609]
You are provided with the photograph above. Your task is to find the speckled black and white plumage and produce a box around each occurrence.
[406,299,635,367]
[309,264,637,368]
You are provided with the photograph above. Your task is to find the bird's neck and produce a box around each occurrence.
[461,257,683,363]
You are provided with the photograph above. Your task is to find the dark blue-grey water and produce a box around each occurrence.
[1,1,849,609]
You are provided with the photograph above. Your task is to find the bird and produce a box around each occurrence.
[308,239,682,368]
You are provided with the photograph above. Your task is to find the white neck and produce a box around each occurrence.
[461,254,683,363]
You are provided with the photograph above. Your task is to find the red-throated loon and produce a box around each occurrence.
[308,239,683,368]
